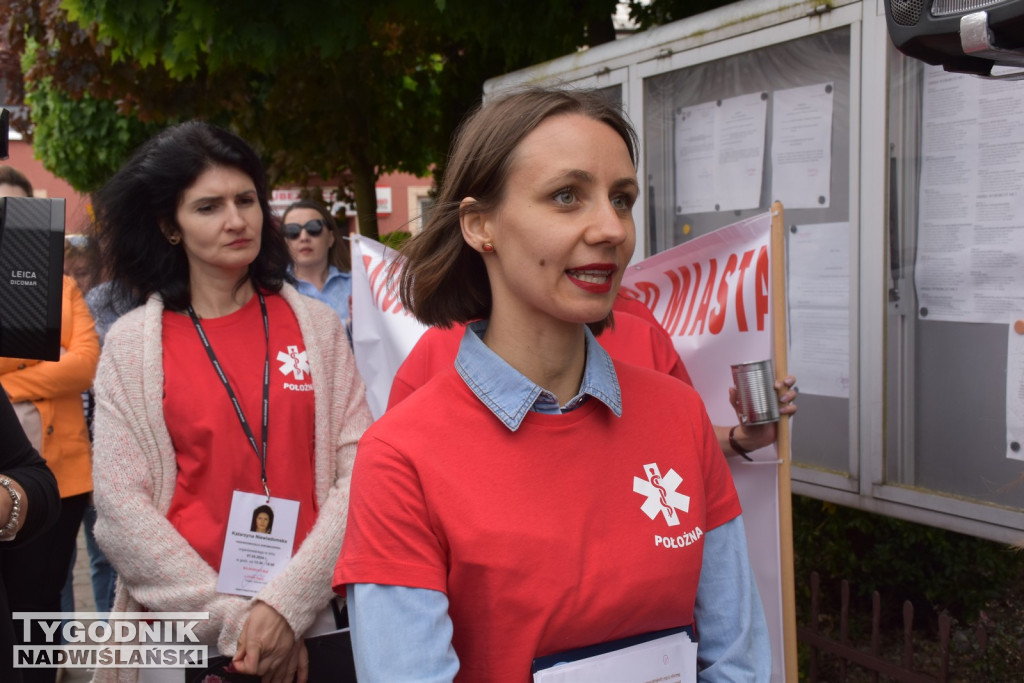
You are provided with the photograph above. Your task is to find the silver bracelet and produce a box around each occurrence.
[0,476,22,540]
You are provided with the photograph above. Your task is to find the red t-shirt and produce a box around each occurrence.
[609,293,693,385]
[337,362,740,682]
[387,307,692,410]
[163,292,318,571]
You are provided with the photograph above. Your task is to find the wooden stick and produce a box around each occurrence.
[771,200,798,683]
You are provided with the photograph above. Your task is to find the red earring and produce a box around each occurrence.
[482,243,494,253]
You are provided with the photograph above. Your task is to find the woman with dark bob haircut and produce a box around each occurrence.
[90,121,372,683]
[336,88,770,681]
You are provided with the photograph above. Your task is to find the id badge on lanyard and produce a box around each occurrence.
[187,293,302,597]
[216,490,300,597]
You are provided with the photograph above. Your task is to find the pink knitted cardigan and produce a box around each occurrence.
[90,285,371,683]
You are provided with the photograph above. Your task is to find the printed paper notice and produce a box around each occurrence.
[217,491,299,596]
[675,92,767,214]
[718,92,768,212]
[1008,323,1024,461]
[914,66,1024,323]
[787,222,850,397]
[771,82,834,209]
[675,101,718,214]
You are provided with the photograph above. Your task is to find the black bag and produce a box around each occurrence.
[184,601,356,682]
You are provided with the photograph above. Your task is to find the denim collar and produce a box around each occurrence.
[287,264,351,284]
[454,320,622,431]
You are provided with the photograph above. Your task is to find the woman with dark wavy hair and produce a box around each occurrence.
[95,121,291,312]
[91,121,372,683]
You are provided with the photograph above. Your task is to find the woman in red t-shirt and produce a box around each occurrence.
[337,89,772,681]
[90,122,371,683]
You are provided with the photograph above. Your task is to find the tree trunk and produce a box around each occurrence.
[350,156,379,241]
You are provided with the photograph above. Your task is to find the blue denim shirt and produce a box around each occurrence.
[84,281,136,345]
[454,320,622,429]
[347,321,771,682]
[290,265,352,326]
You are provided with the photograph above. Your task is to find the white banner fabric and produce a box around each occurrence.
[350,235,428,418]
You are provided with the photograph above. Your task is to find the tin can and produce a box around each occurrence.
[731,359,780,425]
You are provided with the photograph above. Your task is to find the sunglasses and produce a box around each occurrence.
[283,219,327,239]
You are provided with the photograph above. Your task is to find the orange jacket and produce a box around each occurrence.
[1,276,99,498]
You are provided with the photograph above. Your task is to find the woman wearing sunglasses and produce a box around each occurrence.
[281,200,354,337]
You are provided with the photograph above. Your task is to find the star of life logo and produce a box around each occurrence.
[633,462,690,527]
[12,612,208,669]
[277,345,310,381]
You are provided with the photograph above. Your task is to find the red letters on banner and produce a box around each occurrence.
[363,255,408,315]
[622,246,769,337]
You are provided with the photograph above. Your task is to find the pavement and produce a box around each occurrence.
[58,526,96,683]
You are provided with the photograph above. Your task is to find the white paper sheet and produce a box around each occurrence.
[786,222,850,398]
[789,308,850,398]
[717,92,768,212]
[674,101,719,214]
[914,66,1024,323]
[1008,322,1024,461]
[675,92,767,214]
[532,631,697,683]
[771,83,834,209]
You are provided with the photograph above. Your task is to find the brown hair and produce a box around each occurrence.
[398,87,637,332]
[0,165,34,196]
[282,199,351,273]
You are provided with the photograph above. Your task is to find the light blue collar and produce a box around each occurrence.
[287,264,350,283]
[454,320,622,431]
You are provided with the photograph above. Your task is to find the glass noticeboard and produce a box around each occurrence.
[642,27,853,475]
[887,59,1024,512]
[485,0,1024,541]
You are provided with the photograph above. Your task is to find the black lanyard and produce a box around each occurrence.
[187,291,272,500]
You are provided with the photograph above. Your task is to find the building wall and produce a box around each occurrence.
[271,170,433,237]
[376,171,434,236]
[4,139,91,233]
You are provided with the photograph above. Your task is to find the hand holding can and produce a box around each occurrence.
[731,359,781,425]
